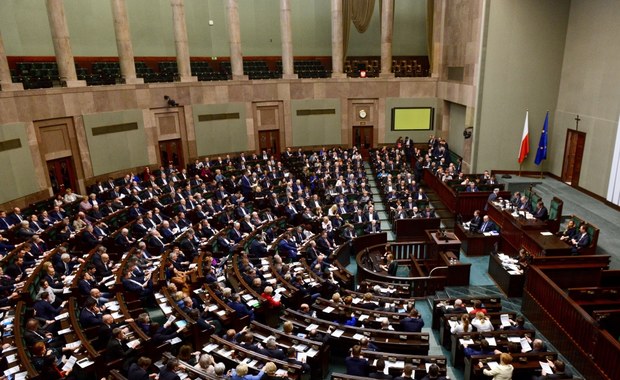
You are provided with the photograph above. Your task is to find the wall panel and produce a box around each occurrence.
[82,109,149,176]
[0,123,39,204]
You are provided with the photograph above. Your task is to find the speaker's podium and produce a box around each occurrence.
[425,230,470,286]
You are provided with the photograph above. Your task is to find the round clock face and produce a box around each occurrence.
[359,109,367,119]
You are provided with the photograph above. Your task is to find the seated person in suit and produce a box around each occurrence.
[518,196,532,212]
[365,219,382,234]
[285,346,310,374]
[399,308,424,332]
[394,363,416,380]
[380,254,398,276]
[421,363,447,380]
[369,359,393,379]
[532,201,549,221]
[226,293,255,321]
[79,298,103,328]
[346,345,369,377]
[534,359,573,379]
[570,224,591,254]
[127,357,152,380]
[465,182,479,192]
[478,215,496,233]
[558,220,577,241]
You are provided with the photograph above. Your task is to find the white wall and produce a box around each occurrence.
[551,0,620,196]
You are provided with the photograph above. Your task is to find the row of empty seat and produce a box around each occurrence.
[8,56,429,89]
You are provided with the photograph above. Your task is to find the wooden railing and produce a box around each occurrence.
[522,265,620,380]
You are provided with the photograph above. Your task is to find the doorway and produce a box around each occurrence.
[258,130,281,160]
[353,126,373,159]
[47,157,77,195]
[159,139,184,169]
[561,129,586,186]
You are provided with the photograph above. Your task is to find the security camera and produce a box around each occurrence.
[164,95,179,107]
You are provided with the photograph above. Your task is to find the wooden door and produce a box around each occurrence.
[47,157,77,195]
[561,129,586,186]
[258,130,280,160]
[353,126,373,159]
[159,139,184,169]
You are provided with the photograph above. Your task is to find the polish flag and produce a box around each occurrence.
[518,111,530,164]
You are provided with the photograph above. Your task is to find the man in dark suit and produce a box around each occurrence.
[394,364,416,380]
[0,210,13,231]
[278,233,298,260]
[127,357,152,380]
[33,291,63,321]
[97,314,119,350]
[249,236,268,258]
[369,359,393,379]
[106,327,137,363]
[228,222,244,243]
[468,210,482,231]
[260,338,286,360]
[532,201,549,221]
[571,225,591,254]
[346,345,370,377]
[399,309,424,332]
[226,293,255,321]
[478,215,496,233]
[23,318,55,348]
[286,346,311,374]
[534,359,573,379]
[365,220,382,234]
[115,228,135,251]
[79,298,103,328]
[158,359,181,380]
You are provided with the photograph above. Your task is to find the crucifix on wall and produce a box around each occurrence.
[575,114,581,131]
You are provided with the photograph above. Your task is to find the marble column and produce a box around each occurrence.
[45,0,86,87]
[330,0,346,78]
[279,0,297,79]
[225,0,247,80]
[110,0,143,84]
[0,32,23,91]
[380,0,395,78]
[170,0,197,82]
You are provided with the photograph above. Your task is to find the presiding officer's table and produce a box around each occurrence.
[454,223,500,256]
[486,201,566,255]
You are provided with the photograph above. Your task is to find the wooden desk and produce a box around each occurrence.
[486,202,547,254]
[455,223,500,256]
[522,230,572,256]
[465,352,557,380]
[487,253,525,297]
[426,230,461,260]
[451,329,536,368]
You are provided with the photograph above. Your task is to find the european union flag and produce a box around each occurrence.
[534,111,549,165]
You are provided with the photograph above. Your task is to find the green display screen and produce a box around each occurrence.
[391,107,434,130]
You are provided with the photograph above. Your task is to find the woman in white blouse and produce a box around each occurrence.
[451,313,474,334]
[471,311,494,332]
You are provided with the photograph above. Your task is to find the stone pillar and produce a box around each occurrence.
[170,0,197,82]
[279,0,297,79]
[0,32,23,91]
[330,0,346,78]
[110,0,143,84]
[225,0,247,80]
[380,0,395,78]
[45,0,86,87]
